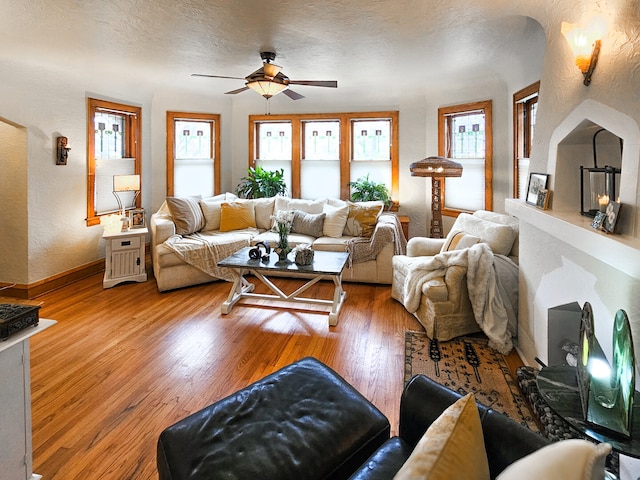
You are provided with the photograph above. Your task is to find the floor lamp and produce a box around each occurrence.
[409,156,463,238]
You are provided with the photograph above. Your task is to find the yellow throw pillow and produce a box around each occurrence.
[343,203,383,237]
[496,439,611,480]
[219,201,256,232]
[393,393,489,480]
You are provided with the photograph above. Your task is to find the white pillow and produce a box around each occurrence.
[451,213,516,256]
[199,198,223,231]
[497,439,611,480]
[322,204,349,238]
[440,230,481,253]
[274,196,326,214]
[245,197,276,230]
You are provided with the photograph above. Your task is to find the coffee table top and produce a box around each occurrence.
[218,247,349,276]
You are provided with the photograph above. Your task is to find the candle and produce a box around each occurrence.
[598,195,609,211]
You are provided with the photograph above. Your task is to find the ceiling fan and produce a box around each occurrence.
[192,51,337,100]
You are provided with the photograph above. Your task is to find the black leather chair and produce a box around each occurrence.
[157,357,549,480]
[349,374,550,479]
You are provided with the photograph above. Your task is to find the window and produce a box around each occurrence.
[249,112,399,202]
[166,112,221,197]
[513,81,540,199]
[438,100,492,215]
[87,98,141,226]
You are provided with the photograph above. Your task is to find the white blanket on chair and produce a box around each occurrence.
[403,242,518,353]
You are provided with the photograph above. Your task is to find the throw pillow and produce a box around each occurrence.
[322,204,350,238]
[248,197,276,230]
[496,439,611,480]
[440,230,481,253]
[291,210,326,237]
[219,201,257,232]
[393,393,489,480]
[166,196,205,235]
[274,196,326,214]
[199,198,223,231]
[451,213,517,256]
[343,203,383,237]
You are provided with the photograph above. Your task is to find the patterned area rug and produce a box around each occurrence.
[405,331,539,431]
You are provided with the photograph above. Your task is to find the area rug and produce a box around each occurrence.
[404,331,539,431]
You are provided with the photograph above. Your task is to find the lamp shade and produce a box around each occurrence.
[409,156,463,177]
[246,79,288,99]
[113,174,140,192]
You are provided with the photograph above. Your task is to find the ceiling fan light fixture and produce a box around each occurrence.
[246,79,288,99]
[263,62,282,78]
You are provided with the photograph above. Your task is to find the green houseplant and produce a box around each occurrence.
[348,174,391,209]
[235,166,287,199]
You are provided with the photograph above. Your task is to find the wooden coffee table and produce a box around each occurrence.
[217,247,349,326]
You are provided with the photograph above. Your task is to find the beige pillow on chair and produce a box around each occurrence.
[393,393,489,480]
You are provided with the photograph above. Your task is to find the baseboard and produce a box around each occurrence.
[0,259,105,300]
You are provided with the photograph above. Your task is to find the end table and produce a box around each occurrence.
[103,227,148,288]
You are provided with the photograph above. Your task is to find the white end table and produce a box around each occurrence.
[103,227,148,288]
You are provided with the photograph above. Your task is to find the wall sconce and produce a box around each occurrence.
[113,174,141,231]
[561,15,607,86]
[56,136,71,165]
[409,156,463,238]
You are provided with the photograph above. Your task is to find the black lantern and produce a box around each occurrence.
[580,128,622,217]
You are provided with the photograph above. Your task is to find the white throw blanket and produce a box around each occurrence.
[163,230,256,282]
[403,242,518,353]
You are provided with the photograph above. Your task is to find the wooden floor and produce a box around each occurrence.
[28,265,523,479]
[28,266,420,479]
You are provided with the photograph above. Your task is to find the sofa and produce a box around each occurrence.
[150,193,406,292]
[157,357,610,480]
[391,210,519,350]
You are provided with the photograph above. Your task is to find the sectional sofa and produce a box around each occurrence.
[150,193,406,292]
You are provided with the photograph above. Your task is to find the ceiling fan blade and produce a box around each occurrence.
[288,80,338,88]
[283,89,305,100]
[192,74,246,80]
[225,86,250,95]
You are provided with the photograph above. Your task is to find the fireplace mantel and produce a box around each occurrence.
[506,199,640,280]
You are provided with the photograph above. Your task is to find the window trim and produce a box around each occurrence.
[166,111,221,197]
[248,111,399,202]
[438,100,492,217]
[513,81,540,198]
[86,98,142,227]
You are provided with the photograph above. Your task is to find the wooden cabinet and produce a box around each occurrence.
[0,319,55,480]
[103,228,148,288]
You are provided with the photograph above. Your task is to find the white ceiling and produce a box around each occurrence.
[0,0,546,99]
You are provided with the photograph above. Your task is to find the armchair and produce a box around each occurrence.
[392,210,519,343]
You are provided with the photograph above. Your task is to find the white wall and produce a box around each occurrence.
[507,0,640,366]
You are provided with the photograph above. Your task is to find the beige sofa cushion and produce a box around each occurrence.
[166,195,205,235]
[274,196,326,214]
[291,211,326,237]
[452,213,516,256]
[248,197,276,230]
[322,203,349,238]
[200,197,224,231]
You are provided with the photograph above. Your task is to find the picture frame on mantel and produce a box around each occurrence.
[603,201,621,233]
[526,172,550,206]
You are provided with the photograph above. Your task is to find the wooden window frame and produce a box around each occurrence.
[86,98,142,227]
[438,100,492,217]
[248,111,399,202]
[166,112,221,197]
[513,81,540,198]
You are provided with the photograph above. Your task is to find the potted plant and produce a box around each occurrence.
[347,174,392,209]
[235,166,287,199]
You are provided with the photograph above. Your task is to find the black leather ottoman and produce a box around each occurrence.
[157,357,390,480]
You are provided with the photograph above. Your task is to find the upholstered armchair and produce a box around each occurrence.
[392,211,519,345]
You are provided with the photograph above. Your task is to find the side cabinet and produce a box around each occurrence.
[0,319,56,480]
[103,228,148,289]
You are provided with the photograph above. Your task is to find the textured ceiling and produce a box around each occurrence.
[0,0,546,98]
